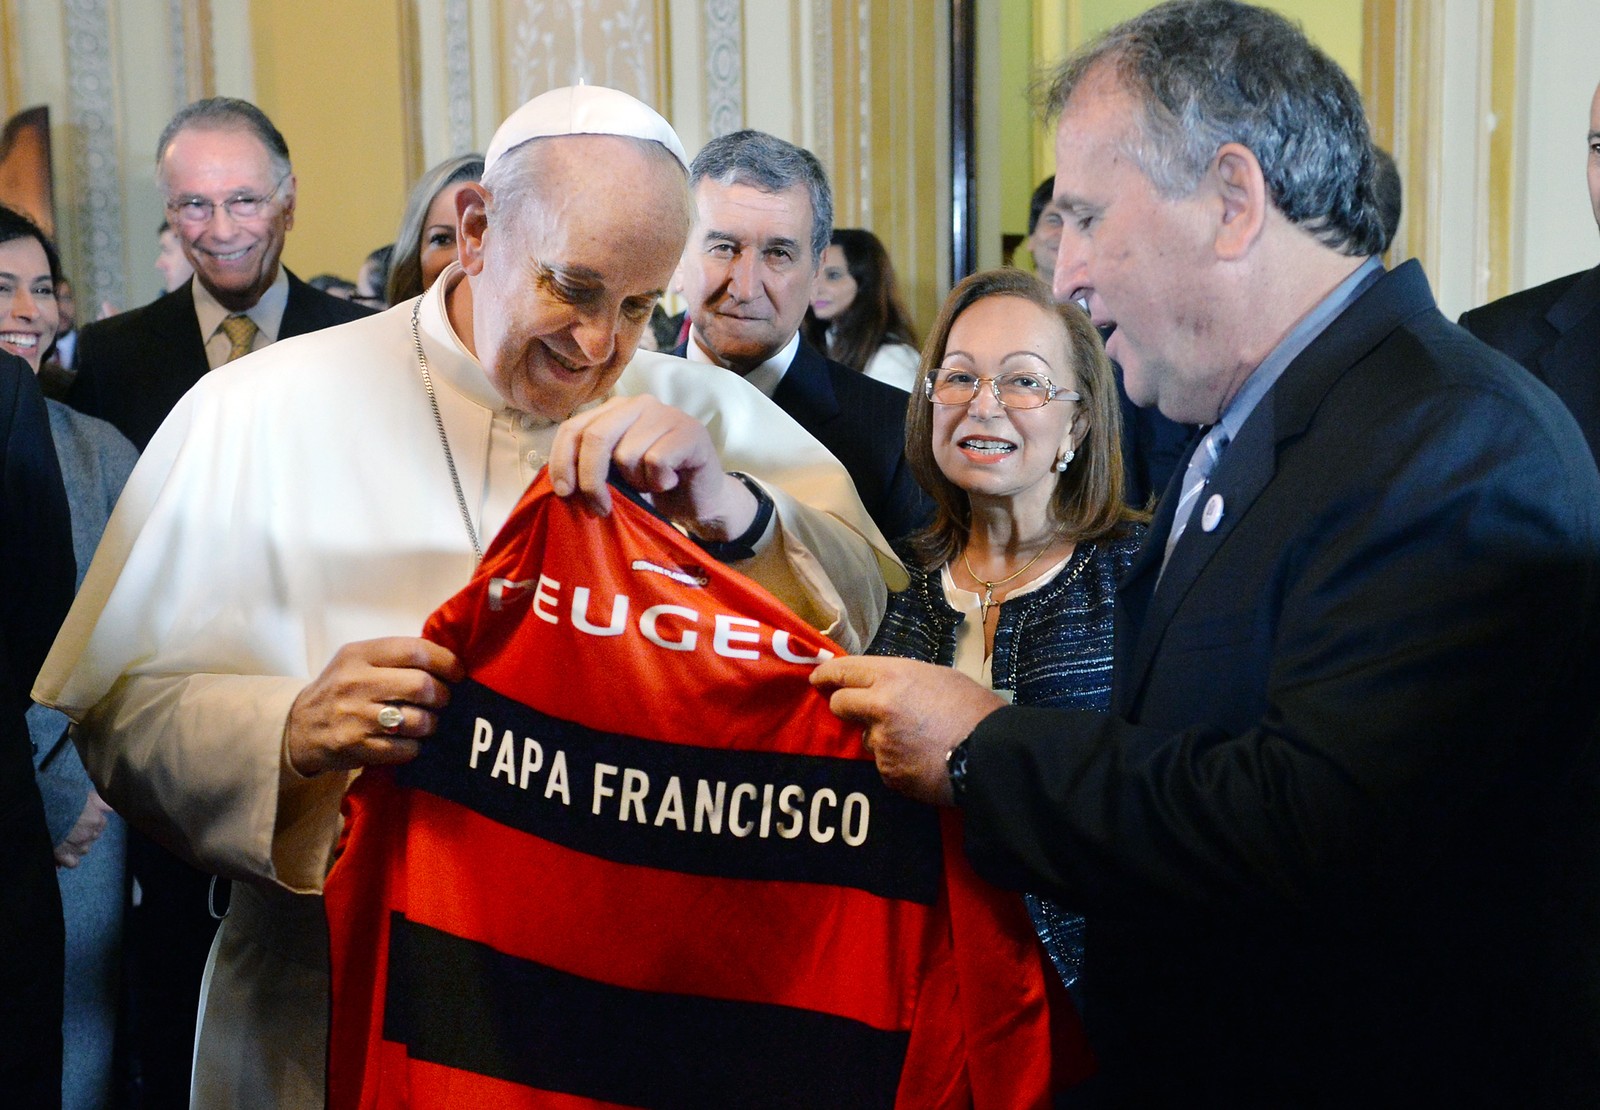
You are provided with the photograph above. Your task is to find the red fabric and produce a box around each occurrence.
[325,472,1091,1108]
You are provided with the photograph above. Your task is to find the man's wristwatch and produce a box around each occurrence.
[692,471,774,563]
[946,738,972,806]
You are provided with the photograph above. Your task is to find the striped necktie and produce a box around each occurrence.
[220,314,259,363]
[1162,425,1229,571]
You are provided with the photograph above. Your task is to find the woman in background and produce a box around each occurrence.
[805,227,920,391]
[384,152,485,305]
[867,267,1145,995]
[0,203,138,1110]
[154,219,193,294]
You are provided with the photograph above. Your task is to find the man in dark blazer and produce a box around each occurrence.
[69,97,371,450]
[814,4,1600,1106]
[673,129,928,542]
[1458,81,1600,464]
[0,352,73,1108]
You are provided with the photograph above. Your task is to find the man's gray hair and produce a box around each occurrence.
[157,97,292,184]
[688,130,833,261]
[1040,0,1384,257]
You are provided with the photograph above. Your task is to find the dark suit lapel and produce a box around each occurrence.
[155,282,211,389]
[1545,262,1600,336]
[279,269,328,339]
[772,340,842,428]
[1476,265,1598,377]
[1114,439,1190,709]
[1120,408,1276,705]
[1118,261,1437,711]
[1537,264,1600,456]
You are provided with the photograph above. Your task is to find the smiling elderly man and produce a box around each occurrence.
[69,98,371,449]
[37,86,892,1110]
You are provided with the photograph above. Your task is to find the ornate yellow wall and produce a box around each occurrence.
[3,0,1573,322]
[249,0,413,280]
[1010,0,1366,276]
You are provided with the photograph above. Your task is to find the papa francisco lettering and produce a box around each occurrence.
[468,716,872,847]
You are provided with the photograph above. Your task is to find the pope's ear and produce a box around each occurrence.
[456,183,491,276]
[1212,142,1267,262]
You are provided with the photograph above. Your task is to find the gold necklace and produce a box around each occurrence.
[960,527,1066,622]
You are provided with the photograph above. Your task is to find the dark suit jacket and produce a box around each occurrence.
[960,262,1600,1107]
[1459,263,1600,465]
[0,353,72,1106]
[68,269,374,449]
[675,336,931,542]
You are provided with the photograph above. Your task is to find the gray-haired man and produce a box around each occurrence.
[674,129,929,540]
[70,97,373,450]
[815,2,1600,1103]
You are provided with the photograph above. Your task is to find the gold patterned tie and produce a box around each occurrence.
[219,314,259,363]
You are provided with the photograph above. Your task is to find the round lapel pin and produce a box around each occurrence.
[1201,493,1224,533]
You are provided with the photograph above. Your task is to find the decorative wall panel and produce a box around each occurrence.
[703,0,742,136]
[498,0,666,114]
[1364,0,1517,315]
[64,0,126,313]
[809,0,833,170]
[445,0,475,153]
[170,0,215,106]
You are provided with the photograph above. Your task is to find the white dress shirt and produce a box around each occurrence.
[685,326,800,399]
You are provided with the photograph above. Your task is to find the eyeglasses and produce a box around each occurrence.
[925,368,1079,410]
[166,173,291,225]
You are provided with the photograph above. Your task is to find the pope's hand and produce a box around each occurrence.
[811,655,1008,806]
[285,637,465,776]
[548,395,757,541]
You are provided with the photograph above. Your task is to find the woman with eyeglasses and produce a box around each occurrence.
[385,153,485,306]
[867,267,1146,994]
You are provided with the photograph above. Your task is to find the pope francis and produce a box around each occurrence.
[35,86,896,1109]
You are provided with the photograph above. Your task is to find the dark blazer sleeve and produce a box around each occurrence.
[778,343,932,542]
[1,355,73,719]
[0,352,69,1105]
[1460,266,1600,466]
[69,286,209,450]
[872,434,933,543]
[279,269,377,337]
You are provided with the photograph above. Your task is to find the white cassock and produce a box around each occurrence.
[33,264,898,1109]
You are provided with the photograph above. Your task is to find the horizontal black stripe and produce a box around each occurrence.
[384,914,907,1109]
[398,678,942,905]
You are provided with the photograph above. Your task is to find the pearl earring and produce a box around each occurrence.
[1054,448,1074,473]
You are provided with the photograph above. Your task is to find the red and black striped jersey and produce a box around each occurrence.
[325,472,1091,1108]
